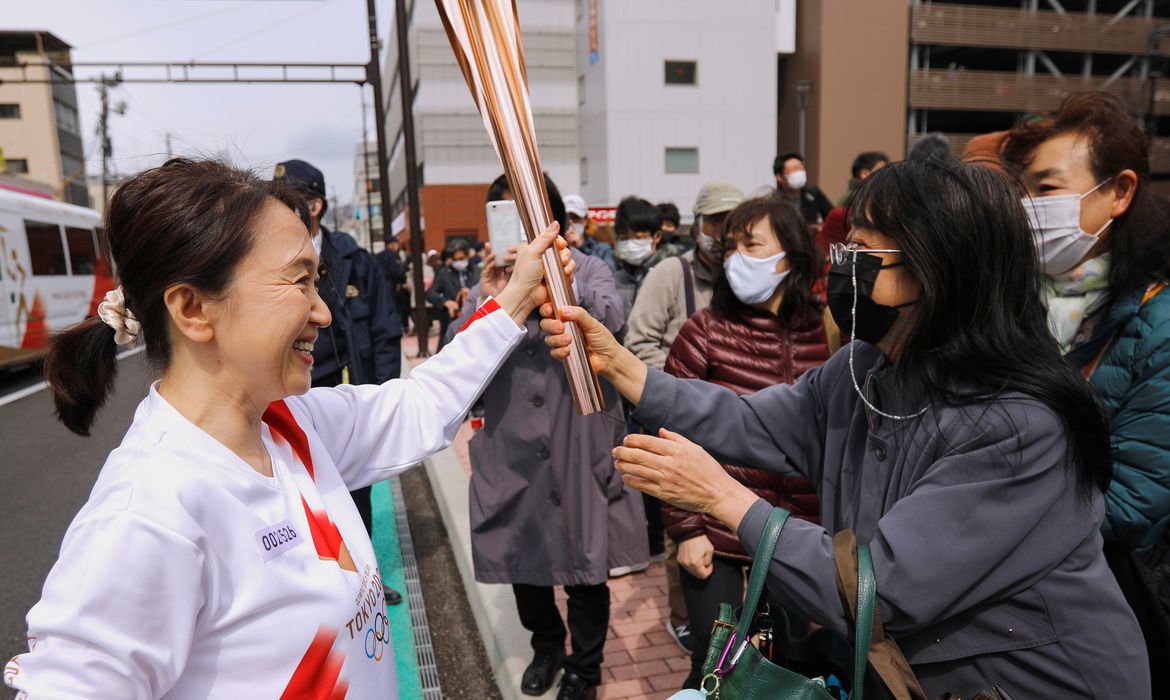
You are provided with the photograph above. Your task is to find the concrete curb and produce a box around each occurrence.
[424,448,558,700]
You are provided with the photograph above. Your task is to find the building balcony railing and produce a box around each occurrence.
[911,4,1167,55]
[910,68,1170,115]
[909,133,1170,173]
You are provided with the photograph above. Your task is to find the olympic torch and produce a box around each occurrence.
[435,0,605,414]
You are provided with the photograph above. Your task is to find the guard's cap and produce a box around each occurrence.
[274,159,325,198]
[693,182,745,216]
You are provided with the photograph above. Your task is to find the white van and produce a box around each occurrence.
[0,188,112,369]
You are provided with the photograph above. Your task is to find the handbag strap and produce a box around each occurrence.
[851,544,876,700]
[679,256,696,318]
[834,530,928,700]
[734,508,790,646]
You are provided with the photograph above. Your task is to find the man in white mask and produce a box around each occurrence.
[563,193,616,272]
[773,152,833,228]
[612,196,663,315]
[621,182,744,653]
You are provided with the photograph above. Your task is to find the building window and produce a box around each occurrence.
[0,104,20,119]
[580,156,588,186]
[5,158,29,175]
[665,147,699,174]
[578,75,585,106]
[25,220,67,276]
[54,100,80,134]
[664,60,697,85]
[65,227,98,275]
[60,154,82,181]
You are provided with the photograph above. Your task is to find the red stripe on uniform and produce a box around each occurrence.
[280,627,349,700]
[458,297,502,333]
[263,400,316,480]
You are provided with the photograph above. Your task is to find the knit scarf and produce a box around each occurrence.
[1044,253,1111,353]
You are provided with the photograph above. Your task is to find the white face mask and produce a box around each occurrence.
[617,238,654,265]
[452,259,469,272]
[723,251,789,305]
[785,169,808,190]
[698,231,722,259]
[572,221,586,237]
[1021,180,1112,276]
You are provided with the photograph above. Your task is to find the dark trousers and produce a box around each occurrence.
[679,557,746,689]
[436,308,454,352]
[351,485,373,536]
[512,582,610,685]
[643,493,665,557]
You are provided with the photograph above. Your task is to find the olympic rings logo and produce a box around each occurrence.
[365,613,389,661]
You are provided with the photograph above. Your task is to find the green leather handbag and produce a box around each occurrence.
[694,508,879,700]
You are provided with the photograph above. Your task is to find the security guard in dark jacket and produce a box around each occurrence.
[275,159,404,602]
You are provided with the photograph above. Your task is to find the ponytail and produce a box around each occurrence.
[44,317,120,436]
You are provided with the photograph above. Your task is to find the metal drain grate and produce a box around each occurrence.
[392,474,444,699]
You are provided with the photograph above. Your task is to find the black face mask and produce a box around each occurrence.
[827,252,915,345]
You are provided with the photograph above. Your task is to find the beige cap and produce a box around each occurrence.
[693,182,745,216]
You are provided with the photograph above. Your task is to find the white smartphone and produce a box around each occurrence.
[485,200,524,266]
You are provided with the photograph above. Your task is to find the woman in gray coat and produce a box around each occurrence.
[541,159,1149,698]
[446,177,648,700]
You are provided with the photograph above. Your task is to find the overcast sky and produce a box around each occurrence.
[8,0,393,213]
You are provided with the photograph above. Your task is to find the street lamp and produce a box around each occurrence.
[794,80,813,157]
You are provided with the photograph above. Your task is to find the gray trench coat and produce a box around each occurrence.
[448,249,649,586]
[633,342,1149,699]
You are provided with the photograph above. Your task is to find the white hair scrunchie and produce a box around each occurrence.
[96,287,142,346]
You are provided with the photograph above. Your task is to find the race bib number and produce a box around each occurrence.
[254,519,303,562]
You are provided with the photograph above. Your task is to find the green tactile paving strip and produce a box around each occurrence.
[390,475,444,699]
[372,478,423,699]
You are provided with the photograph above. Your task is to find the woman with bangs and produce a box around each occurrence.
[540,158,1149,698]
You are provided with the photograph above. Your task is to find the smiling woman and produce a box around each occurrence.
[9,158,571,699]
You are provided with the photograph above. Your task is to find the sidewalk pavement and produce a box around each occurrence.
[401,330,689,700]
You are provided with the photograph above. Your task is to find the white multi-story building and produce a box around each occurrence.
[381,0,784,251]
[350,141,382,250]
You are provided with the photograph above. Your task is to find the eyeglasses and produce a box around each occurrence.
[828,242,903,266]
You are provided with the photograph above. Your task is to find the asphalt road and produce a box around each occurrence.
[0,352,498,699]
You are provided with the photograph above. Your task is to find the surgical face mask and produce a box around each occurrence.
[571,221,586,237]
[723,251,789,305]
[452,259,469,272]
[698,231,723,260]
[1021,179,1113,276]
[617,238,654,265]
[786,169,808,190]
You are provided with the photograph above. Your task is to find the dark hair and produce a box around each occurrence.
[773,152,804,175]
[44,158,309,436]
[614,196,661,238]
[657,202,680,227]
[711,196,823,324]
[452,240,471,255]
[851,151,890,179]
[849,158,1111,495]
[907,132,952,162]
[1002,91,1170,299]
[486,172,568,232]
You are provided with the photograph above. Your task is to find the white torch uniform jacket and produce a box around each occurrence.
[4,300,523,700]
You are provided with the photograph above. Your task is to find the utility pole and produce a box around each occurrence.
[361,92,375,251]
[165,131,173,158]
[96,74,126,207]
[393,0,429,357]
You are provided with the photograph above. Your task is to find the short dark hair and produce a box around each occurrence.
[851,151,890,179]
[485,172,568,232]
[615,196,662,238]
[657,202,680,227]
[772,152,804,175]
[44,158,309,436]
[711,196,823,325]
[453,241,470,255]
[907,133,952,162]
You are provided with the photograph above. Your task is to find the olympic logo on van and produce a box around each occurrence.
[365,612,389,661]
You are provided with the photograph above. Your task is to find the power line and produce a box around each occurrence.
[75,1,261,50]
[192,0,334,60]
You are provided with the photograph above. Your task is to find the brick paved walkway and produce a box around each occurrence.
[403,330,689,699]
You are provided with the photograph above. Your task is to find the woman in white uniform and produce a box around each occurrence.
[3,158,572,699]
